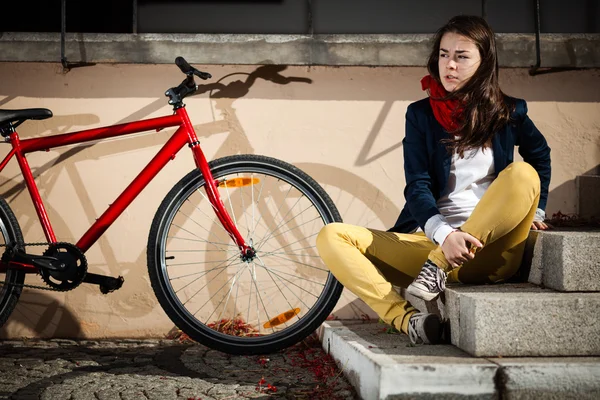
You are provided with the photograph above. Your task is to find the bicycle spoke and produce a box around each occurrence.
[167,235,238,248]
[260,250,321,258]
[254,259,320,299]
[168,259,241,267]
[190,267,241,318]
[175,265,227,296]
[206,264,247,327]
[169,252,240,280]
[167,249,235,253]
[249,261,273,334]
[169,262,238,281]
[250,173,257,239]
[254,188,303,250]
[177,256,240,299]
[222,180,240,233]
[179,205,231,246]
[257,231,321,260]
[255,214,322,251]
[248,178,269,241]
[260,252,329,272]
[236,175,250,238]
[255,256,296,330]
[254,255,315,310]
[253,265,326,287]
[192,189,233,237]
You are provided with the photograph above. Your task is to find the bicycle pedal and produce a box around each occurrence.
[99,276,124,294]
[82,272,124,294]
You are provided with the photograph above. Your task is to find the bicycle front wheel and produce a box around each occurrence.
[147,154,343,355]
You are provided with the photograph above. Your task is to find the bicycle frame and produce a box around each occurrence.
[0,107,251,273]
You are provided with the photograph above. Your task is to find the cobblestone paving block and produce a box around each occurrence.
[0,337,357,400]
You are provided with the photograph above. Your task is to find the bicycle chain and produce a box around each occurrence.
[0,242,65,291]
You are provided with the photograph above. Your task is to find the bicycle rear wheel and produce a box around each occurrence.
[0,197,26,328]
[147,154,343,355]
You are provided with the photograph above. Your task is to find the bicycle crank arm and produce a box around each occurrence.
[82,272,124,294]
[0,249,64,273]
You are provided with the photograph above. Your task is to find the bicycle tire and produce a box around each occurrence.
[0,197,26,328]
[147,154,343,355]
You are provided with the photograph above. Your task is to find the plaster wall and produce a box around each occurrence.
[0,63,598,338]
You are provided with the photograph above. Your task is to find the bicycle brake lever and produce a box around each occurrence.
[195,71,212,80]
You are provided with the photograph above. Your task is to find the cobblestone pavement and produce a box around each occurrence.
[0,336,358,400]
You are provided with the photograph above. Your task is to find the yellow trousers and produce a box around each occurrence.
[316,162,541,335]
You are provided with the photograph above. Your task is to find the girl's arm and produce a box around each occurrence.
[515,100,552,215]
[403,104,453,244]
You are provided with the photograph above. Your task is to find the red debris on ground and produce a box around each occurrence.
[166,328,195,344]
[207,316,261,337]
[548,211,600,227]
[256,377,278,393]
[284,334,348,399]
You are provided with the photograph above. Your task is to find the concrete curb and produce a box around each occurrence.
[320,320,600,400]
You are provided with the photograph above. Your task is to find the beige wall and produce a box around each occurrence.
[0,63,598,339]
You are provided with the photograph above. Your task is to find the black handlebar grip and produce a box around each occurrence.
[175,56,192,74]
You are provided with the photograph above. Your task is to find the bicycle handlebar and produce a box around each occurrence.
[166,57,212,107]
[175,56,212,80]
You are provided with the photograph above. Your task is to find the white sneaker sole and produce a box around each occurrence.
[406,283,442,302]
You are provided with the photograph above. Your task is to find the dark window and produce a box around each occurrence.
[1,0,598,34]
[137,0,307,34]
[1,1,134,33]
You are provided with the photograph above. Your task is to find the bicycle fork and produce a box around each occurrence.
[188,142,255,261]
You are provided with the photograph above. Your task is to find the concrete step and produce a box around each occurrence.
[319,320,600,400]
[446,283,600,357]
[526,229,600,292]
[400,283,600,357]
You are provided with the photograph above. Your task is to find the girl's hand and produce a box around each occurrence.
[531,221,551,230]
[441,231,483,269]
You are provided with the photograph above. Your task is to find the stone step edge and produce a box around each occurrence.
[318,321,497,400]
[524,229,600,292]
[318,320,600,400]
[399,282,600,323]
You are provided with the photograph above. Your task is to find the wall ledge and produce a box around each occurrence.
[1,32,599,68]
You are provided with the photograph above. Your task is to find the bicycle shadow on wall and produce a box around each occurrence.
[180,65,400,324]
[0,64,400,339]
[0,291,82,339]
[0,110,174,335]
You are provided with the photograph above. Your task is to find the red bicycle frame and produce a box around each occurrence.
[0,107,251,272]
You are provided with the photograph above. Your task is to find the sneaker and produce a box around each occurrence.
[407,312,442,345]
[406,260,447,301]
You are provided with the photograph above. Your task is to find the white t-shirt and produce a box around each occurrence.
[423,147,495,245]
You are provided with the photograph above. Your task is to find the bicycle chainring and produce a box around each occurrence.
[40,243,88,291]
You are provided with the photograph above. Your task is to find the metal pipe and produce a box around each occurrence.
[133,0,138,34]
[529,0,542,75]
[482,0,488,20]
[61,0,68,70]
[307,0,313,35]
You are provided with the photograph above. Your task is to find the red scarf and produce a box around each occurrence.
[420,75,464,133]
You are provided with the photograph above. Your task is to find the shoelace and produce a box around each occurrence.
[414,261,446,292]
[407,312,426,344]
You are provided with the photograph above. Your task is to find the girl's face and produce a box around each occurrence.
[438,32,482,92]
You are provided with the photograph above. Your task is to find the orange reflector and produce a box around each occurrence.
[217,177,260,188]
[263,308,300,329]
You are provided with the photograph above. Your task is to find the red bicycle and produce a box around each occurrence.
[0,57,343,355]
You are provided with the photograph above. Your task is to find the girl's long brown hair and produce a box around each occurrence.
[427,15,513,155]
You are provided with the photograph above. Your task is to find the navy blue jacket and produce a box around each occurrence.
[389,96,551,234]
